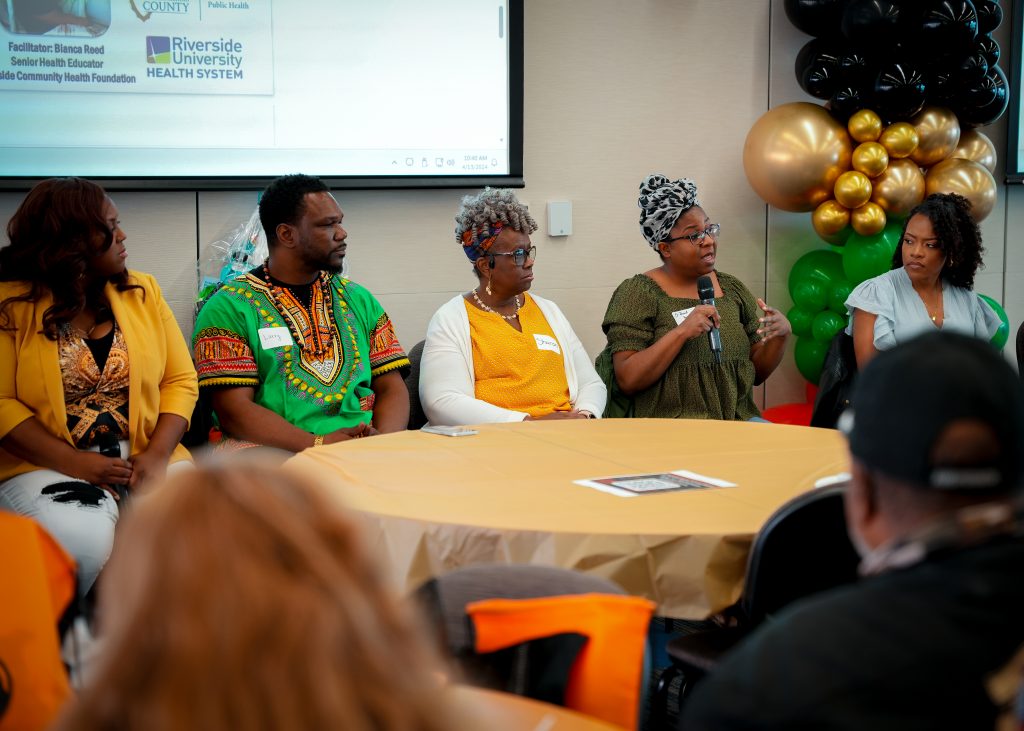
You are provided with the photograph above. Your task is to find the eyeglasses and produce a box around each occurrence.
[490,245,537,267]
[665,223,721,246]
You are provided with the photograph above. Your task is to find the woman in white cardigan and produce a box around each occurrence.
[420,189,606,426]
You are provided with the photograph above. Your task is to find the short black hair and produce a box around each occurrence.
[892,193,984,290]
[258,174,330,245]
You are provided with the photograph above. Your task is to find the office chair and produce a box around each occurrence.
[415,564,654,730]
[650,482,861,729]
[1015,322,1024,377]
[403,339,428,430]
[810,332,857,429]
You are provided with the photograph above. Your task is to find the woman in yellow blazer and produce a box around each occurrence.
[0,178,198,593]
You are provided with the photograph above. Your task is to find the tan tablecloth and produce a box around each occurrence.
[448,685,621,730]
[286,418,849,618]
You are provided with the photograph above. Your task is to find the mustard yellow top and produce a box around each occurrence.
[0,271,198,482]
[467,294,571,418]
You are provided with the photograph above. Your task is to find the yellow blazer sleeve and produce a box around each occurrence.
[0,325,35,440]
[155,285,199,423]
[111,273,198,463]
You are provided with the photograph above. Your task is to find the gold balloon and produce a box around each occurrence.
[879,123,919,159]
[871,158,926,217]
[743,102,853,212]
[852,142,889,178]
[848,109,883,143]
[951,129,997,173]
[925,158,997,221]
[850,202,887,236]
[812,199,851,239]
[819,227,853,247]
[910,106,960,167]
[833,170,873,209]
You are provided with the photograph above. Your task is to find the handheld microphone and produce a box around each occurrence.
[696,275,722,364]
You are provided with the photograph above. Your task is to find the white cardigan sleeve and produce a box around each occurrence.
[419,296,529,426]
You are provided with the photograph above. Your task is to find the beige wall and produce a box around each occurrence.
[1,0,1017,408]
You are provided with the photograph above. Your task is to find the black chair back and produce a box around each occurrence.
[655,483,861,727]
[810,332,857,429]
[403,339,427,430]
[740,482,861,626]
[1016,322,1024,377]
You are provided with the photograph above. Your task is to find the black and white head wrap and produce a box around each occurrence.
[638,174,700,250]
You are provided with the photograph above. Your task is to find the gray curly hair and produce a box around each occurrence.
[455,188,538,262]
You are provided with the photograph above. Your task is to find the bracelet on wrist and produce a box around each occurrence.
[312,434,325,447]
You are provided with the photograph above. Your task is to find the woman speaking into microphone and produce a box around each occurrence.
[595,174,790,421]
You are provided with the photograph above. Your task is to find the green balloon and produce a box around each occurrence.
[828,279,854,315]
[842,238,889,284]
[788,249,845,297]
[792,279,828,311]
[788,305,816,337]
[979,294,1010,350]
[843,220,903,285]
[812,310,846,343]
[795,336,829,384]
[816,226,852,247]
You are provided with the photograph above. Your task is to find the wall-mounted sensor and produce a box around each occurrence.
[547,201,572,237]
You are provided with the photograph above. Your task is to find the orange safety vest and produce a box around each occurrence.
[467,593,655,730]
[0,513,76,730]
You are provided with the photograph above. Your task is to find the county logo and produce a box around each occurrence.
[145,36,170,63]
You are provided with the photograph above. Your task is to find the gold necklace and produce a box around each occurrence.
[923,293,943,323]
[472,289,521,321]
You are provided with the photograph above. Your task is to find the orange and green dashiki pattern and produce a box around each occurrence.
[192,272,409,434]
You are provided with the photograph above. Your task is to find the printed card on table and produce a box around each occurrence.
[574,469,736,498]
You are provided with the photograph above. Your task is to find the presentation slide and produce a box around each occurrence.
[0,0,513,182]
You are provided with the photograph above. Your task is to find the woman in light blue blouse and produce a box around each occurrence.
[846,193,1000,369]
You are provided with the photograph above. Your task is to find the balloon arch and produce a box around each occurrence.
[749,0,1010,395]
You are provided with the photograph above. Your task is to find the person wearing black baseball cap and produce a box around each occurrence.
[682,330,1024,730]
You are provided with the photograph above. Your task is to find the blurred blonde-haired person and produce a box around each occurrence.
[53,463,463,731]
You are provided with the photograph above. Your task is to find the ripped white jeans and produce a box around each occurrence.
[0,441,186,595]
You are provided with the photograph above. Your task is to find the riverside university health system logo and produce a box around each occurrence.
[146,36,170,63]
[144,35,245,80]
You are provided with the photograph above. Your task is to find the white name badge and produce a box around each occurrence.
[258,327,293,349]
[533,334,561,354]
[671,307,696,326]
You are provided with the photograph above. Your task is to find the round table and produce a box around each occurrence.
[286,418,849,618]
[448,685,622,730]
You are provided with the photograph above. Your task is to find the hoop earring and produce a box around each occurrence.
[486,277,492,296]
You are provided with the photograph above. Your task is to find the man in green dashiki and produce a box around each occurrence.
[193,175,410,451]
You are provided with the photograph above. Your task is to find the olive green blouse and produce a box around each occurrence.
[596,271,763,420]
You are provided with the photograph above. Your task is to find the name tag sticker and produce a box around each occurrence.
[671,307,695,326]
[258,327,293,349]
[534,334,561,354]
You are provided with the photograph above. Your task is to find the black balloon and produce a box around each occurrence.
[954,64,1008,126]
[784,0,846,37]
[829,86,868,121]
[954,50,989,85]
[873,62,928,119]
[915,0,979,48]
[842,0,904,46]
[930,68,957,101]
[976,34,1000,66]
[784,0,1002,124]
[838,46,875,86]
[975,0,1002,33]
[796,38,844,99]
